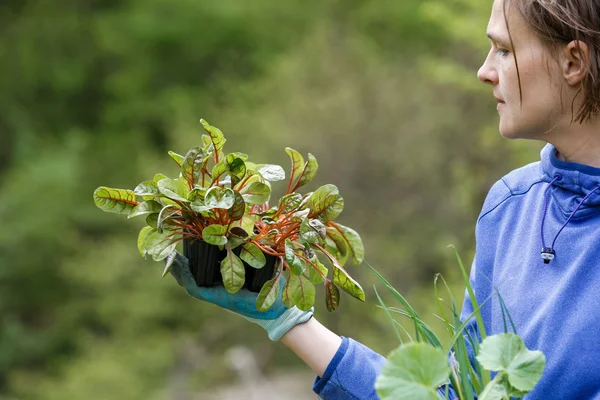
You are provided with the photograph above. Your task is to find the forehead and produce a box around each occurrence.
[487,0,530,43]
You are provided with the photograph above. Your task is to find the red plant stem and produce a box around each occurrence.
[312,243,344,270]
[297,253,326,279]
[236,175,252,191]
[251,240,284,257]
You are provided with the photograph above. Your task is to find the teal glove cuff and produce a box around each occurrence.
[245,306,314,341]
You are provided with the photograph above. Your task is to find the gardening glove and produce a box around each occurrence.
[167,251,314,341]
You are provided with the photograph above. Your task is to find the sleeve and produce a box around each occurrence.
[312,336,386,400]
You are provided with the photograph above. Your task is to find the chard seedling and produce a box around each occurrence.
[94,119,365,312]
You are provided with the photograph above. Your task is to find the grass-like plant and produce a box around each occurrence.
[93,119,365,313]
[369,248,546,400]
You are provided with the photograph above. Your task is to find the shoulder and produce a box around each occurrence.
[478,161,543,221]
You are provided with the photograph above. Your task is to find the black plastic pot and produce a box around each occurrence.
[183,238,277,293]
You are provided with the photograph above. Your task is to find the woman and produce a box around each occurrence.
[169,0,600,398]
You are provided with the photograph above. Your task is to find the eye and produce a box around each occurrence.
[495,48,509,57]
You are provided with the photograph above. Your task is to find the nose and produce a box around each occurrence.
[477,52,498,86]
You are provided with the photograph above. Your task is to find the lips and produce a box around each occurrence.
[494,96,505,104]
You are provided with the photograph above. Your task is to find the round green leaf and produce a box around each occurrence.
[477,334,546,393]
[228,190,246,221]
[240,181,270,205]
[300,218,327,244]
[144,230,178,261]
[257,164,285,182]
[137,226,156,256]
[134,180,159,197]
[128,200,162,219]
[375,342,450,400]
[329,222,364,264]
[240,242,266,269]
[157,178,190,202]
[307,184,344,222]
[278,193,303,213]
[202,224,227,246]
[205,187,235,209]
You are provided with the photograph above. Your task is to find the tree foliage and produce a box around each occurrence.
[0,0,541,397]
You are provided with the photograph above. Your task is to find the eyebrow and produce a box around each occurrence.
[487,32,509,45]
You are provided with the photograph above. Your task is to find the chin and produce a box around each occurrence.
[498,124,520,140]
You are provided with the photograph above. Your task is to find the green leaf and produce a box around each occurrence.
[278,193,303,213]
[200,119,226,159]
[153,173,169,183]
[134,180,159,197]
[375,342,450,400]
[257,164,285,182]
[205,187,236,209]
[157,205,179,233]
[285,147,305,190]
[144,229,178,261]
[284,239,306,275]
[304,256,328,284]
[228,190,245,221]
[240,242,266,269]
[288,273,315,311]
[324,279,340,311]
[181,146,206,189]
[307,184,344,222]
[479,374,510,400]
[329,222,364,264]
[137,226,156,256]
[325,227,350,266]
[128,200,162,219]
[220,248,245,294]
[162,251,177,278]
[227,227,248,249]
[297,153,319,189]
[300,218,327,244]
[282,277,294,308]
[256,275,280,311]
[230,215,256,236]
[211,154,246,186]
[225,154,247,187]
[202,224,228,246]
[94,187,138,215]
[477,334,546,392]
[146,213,158,229]
[240,181,270,205]
[332,264,365,301]
[188,187,206,202]
[157,178,190,202]
[168,151,185,167]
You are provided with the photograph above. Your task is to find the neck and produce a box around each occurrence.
[546,116,600,168]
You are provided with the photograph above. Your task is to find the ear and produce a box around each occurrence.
[562,40,590,86]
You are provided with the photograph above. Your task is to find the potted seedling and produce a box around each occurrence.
[93,119,366,313]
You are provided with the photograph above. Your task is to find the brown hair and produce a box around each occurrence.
[506,0,600,123]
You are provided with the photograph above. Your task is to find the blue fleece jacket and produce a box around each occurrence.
[312,144,600,399]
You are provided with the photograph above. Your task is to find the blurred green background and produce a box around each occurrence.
[0,0,543,398]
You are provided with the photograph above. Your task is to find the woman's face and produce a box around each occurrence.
[478,0,570,140]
